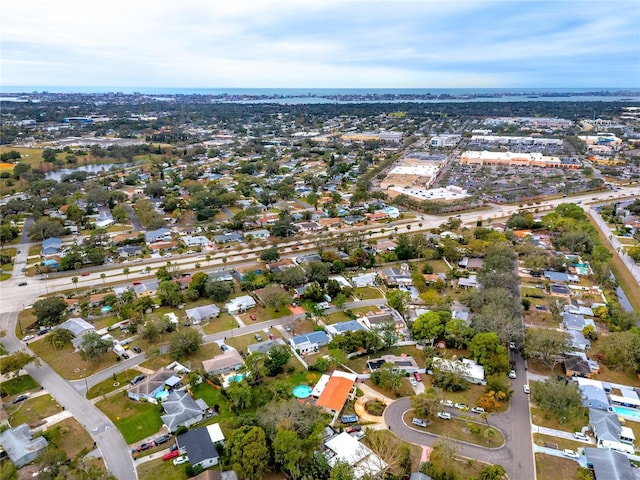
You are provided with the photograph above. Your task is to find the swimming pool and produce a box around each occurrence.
[228,374,246,383]
[292,385,312,399]
[613,406,640,421]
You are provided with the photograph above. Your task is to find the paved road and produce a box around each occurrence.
[384,352,535,480]
[0,312,137,480]
[124,204,145,232]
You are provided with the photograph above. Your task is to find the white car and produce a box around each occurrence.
[562,449,579,459]
[353,431,365,440]
[23,334,35,341]
[173,456,189,465]
[508,370,516,379]
[409,378,418,386]
[523,385,530,394]
[440,399,454,408]
[574,432,589,441]
[470,406,485,414]
[437,411,452,420]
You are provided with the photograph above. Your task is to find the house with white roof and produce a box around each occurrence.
[186,304,220,324]
[432,357,485,384]
[325,432,387,479]
[224,295,256,314]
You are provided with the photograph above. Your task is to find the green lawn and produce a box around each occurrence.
[0,273,11,281]
[96,394,164,444]
[6,394,63,426]
[535,453,579,480]
[45,417,96,460]
[201,313,238,335]
[325,311,352,324]
[87,369,142,399]
[0,375,39,396]
[353,287,383,300]
[137,458,188,480]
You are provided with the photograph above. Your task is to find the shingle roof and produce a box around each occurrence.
[161,390,203,432]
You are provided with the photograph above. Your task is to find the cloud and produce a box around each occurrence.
[2,0,639,88]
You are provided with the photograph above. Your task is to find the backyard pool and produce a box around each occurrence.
[292,385,312,399]
[613,406,640,421]
[228,374,246,383]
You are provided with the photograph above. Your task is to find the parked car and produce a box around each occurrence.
[412,418,428,427]
[121,353,130,359]
[562,449,579,459]
[346,425,362,433]
[133,346,142,354]
[130,374,146,385]
[254,333,262,341]
[18,282,27,286]
[162,450,179,461]
[413,371,422,382]
[22,334,35,341]
[136,442,154,452]
[154,434,171,446]
[409,377,418,386]
[470,407,485,414]
[454,403,469,411]
[440,399,454,408]
[509,370,517,379]
[574,432,589,441]
[12,394,28,404]
[173,456,189,465]
[353,431,365,440]
[220,344,229,352]
[437,412,452,420]
[284,325,292,332]
[509,342,516,350]
[523,385,530,394]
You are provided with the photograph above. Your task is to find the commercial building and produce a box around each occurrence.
[460,151,580,169]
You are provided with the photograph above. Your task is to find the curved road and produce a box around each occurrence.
[383,353,535,480]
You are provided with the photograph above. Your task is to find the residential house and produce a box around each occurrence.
[42,237,63,256]
[296,221,321,233]
[584,447,635,480]
[117,245,143,258]
[182,235,212,248]
[457,276,479,289]
[267,258,296,274]
[589,409,636,455]
[289,331,330,354]
[186,304,220,324]
[144,228,172,244]
[161,390,206,432]
[378,267,412,287]
[224,295,256,314]
[202,350,244,375]
[326,320,367,337]
[367,354,420,374]
[579,384,612,411]
[544,270,580,284]
[176,424,224,470]
[361,308,406,334]
[352,272,377,288]
[315,371,357,417]
[568,330,591,351]
[209,270,234,283]
[214,232,243,244]
[128,368,182,402]
[431,357,485,384]
[57,317,96,351]
[248,338,287,355]
[133,280,159,297]
[317,218,342,229]
[565,355,594,378]
[243,229,270,240]
[295,253,322,264]
[0,424,49,467]
[563,313,596,332]
[324,432,387,479]
[374,240,397,254]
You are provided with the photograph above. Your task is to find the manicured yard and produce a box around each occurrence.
[225,329,281,356]
[0,374,39,396]
[238,305,292,323]
[325,311,352,324]
[45,417,96,460]
[201,313,238,335]
[402,410,505,447]
[137,457,188,480]
[353,287,383,300]
[533,433,587,452]
[28,337,119,379]
[87,369,143,400]
[535,453,579,480]
[96,394,165,444]
[6,394,63,426]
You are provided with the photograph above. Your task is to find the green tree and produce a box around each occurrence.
[597,330,640,370]
[411,387,441,422]
[531,378,585,424]
[386,289,411,319]
[0,350,38,378]
[524,328,573,372]
[79,332,114,360]
[265,345,292,376]
[479,464,507,480]
[158,280,183,307]
[226,426,270,480]
[260,247,281,263]
[206,280,233,302]
[370,363,404,392]
[28,218,67,241]
[274,429,307,479]
[262,285,291,312]
[468,332,509,375]
[412,311,445,345]
[170,328,202,359]
[72,276,79,291]
[328,461,355,480]
[32,297,67,327]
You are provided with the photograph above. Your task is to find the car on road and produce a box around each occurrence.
[574,432,589,441]
[509,370,517,379]
[509,342,516,350]
[21,267,26,272]
[18,282,27,286]
[130,374,146,385]
[562,449,579,459]
[173,456,189,465]
[23,334,35,341]
[412,418,428,427]
[409,377,418,387]
[136,442,154,452]
[81,272,90,276]
[523,385,530,394]
[437,412,452,420]
[12,394,28,404]
[254,333,262,342]
[470,407,485,414]
[440,399,454,408]
[162,450,179,461]
[154,434,172,446]
[454,403,469,411]
[17,250,21,254]
[413,371,422,382]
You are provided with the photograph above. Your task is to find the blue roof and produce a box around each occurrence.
[291,330,330,346]
[332,320,366,333]
[42,237,62,248]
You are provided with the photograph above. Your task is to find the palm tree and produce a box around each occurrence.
[101,273,106,284]
[72,276,79,291]
[123,268,130,279]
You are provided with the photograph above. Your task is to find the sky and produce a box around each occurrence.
[2,0,639,89]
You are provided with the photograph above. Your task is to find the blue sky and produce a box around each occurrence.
[2,0,639,89]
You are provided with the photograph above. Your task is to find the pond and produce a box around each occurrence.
[45,163,124,181]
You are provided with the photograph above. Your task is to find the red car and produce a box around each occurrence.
[81,272,90,276]
[163,450,179,461]
[250,315,257,321]
[414,371,422,382]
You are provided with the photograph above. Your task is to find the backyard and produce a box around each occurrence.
[96,394,165,444]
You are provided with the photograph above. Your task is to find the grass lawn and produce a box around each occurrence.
[137,457,188,480]
[139,353,175,372]
[6,394,62,426]
[591,360,640,386]
[28,337,119,379]
[190,382,232,419]
[0,374,39,396]
[201,313,238,335]
[533,433,587,452]
[45,417,95,460]
[535,453,579,480]
[96,394,164,444]
[402,410,505,448]
[353,287,383,300]
[238,305,292,323]
[530,406,588,433]
[28,245,41,256]
[87,369,142,400]
[325,311,352,324]
[0,273,11,281]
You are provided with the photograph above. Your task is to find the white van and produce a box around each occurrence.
[412,418,427,427]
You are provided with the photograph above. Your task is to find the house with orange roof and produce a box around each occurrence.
[366,212,388,222]
[314,370,357,418]
[318,218,342,228]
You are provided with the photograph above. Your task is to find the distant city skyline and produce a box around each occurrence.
[2,0,639,89]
